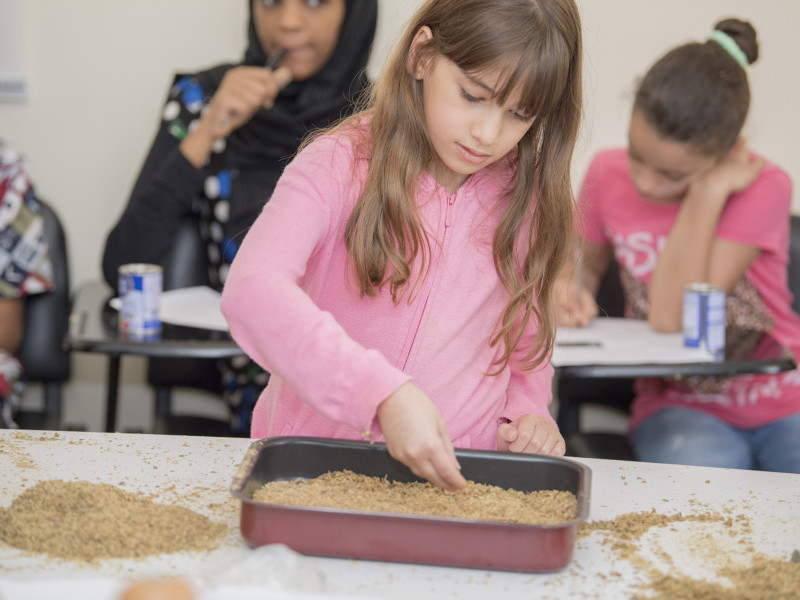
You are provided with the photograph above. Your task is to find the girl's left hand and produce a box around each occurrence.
[497,415,565,455]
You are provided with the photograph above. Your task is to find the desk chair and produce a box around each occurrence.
[16,198,72,430]
[146,216,231,436]
[555,256,635,460]
[787,215,800,314]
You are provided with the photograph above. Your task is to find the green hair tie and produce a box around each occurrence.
[708,29,749,69]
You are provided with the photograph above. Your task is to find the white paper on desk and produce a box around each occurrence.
[109,286,228,331]
[552,317,715,366]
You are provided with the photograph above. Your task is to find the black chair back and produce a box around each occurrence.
[146,216,227,435]
[787,215,800,315]
[16,198,71,428]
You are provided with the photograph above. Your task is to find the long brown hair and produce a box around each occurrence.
[335,0,582,372]
[634,18,758,158]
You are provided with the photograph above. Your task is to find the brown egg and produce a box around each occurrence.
[120,580,194,600]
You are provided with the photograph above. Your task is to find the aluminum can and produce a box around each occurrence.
[118,263,162,339]
[683,283,725,354]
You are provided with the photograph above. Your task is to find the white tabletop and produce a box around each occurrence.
[1,430,798,599]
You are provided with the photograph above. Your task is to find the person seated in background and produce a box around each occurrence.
[101,0,377,435]
[0,141,54,428]
[555,18,800,473]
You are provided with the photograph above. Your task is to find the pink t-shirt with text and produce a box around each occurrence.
[579,148,800,430]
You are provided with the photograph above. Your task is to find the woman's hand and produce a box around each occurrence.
[497,415,566,456]
[180,65,293,167]
[204,65,293,137]
[377,382,467,492]
[553,275,598,327]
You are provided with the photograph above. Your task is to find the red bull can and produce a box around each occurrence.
[118,263,162,340]
[683,283,725,356]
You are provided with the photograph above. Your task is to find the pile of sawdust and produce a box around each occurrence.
[0,480,227,561]
[579,509,800,599]
[644,555,800,599]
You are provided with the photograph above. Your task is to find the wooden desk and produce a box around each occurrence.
[1,430,797,599]
[68,281,243,433]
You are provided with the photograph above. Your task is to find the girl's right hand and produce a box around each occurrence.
[180,65,292,167]
[553,276,598,327]
[377,382,467,492]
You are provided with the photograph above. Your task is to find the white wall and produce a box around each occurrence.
[0,1,797,431]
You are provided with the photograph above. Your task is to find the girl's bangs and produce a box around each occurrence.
[463,33,572,121]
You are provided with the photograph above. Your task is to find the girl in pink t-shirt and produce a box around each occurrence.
[557,18,800,473]
[223,0,584,490]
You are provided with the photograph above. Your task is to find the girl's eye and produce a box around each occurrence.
[306,0,323,7]
[510,109,531,122]
[663,172,686,182]
[460,88,481,103]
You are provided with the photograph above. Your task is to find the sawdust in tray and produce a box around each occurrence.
[0,480,227,562]
[578,508,800,599]
[252,469,577,525]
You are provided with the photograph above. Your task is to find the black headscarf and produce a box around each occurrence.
[196,0,377,171]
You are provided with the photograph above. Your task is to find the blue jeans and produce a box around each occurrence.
[631,407,800,474]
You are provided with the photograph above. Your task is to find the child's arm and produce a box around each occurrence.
[553,240,610,327]
[648,140,765,332]
[0,298,23,354]
[377,382,467,491]
[221,135,410,437]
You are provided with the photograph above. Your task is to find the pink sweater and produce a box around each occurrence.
[221,126,554,449]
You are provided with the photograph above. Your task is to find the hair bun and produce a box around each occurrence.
[714,18,759,65]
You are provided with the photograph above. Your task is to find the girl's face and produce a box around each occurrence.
[627,108,718,204]
[253,0,346,81]
[409,27,535,193]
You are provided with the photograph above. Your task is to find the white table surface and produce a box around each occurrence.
[1,430,798,600]
[553,317,715,366]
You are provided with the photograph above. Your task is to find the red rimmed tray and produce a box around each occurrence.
[230,436,591,573]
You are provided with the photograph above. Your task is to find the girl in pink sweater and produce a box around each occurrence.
[222,0,583,490]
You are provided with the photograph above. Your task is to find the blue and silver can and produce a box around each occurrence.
[118,263,162,340]
[683,283,725,355]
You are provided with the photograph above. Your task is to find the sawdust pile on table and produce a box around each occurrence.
[579,509,800,599]
[0,480,227,562]
[644,555,800,600]
[252,469,577,525]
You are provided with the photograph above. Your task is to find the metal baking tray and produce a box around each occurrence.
[230,436,591,573]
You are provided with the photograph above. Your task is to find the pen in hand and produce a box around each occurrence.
[266,48,288,70]
[218,48,290,128]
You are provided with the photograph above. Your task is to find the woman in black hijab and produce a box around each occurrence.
[103,0,378,289]
[102,0,377,435]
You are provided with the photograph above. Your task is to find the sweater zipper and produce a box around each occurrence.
[445,192,456,229]
[400,189,457,371]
